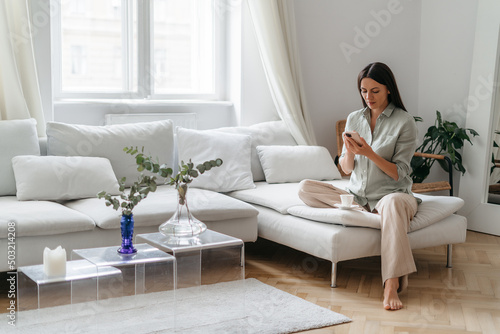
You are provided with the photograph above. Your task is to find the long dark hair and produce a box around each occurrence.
[357,62,407,111]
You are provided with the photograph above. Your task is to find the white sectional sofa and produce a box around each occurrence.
[0,118,467,287]
[0,119,260,272]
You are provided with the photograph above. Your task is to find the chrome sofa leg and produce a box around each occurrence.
[446,244,453,268]
[331,262,337,288]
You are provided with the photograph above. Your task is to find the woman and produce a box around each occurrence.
[298,62,419,310]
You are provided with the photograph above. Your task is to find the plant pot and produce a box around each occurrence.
[118,214,137,254]
[159,184,207,238]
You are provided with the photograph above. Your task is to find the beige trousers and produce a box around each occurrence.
[298,180,418,288]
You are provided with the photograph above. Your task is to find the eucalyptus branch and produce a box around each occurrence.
[123,146,223,205]
[97,174,157,216]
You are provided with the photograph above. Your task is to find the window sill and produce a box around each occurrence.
[54,99,233,108]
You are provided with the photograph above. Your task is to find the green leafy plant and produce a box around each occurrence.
[411,111,479,183]
[97,174,158,216]
[123,146,223,204]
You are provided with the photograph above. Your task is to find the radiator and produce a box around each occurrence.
[104,113,197,129]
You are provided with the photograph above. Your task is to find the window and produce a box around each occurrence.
[70,45,86,75]
[52,0,224,100]
[69,0,87,15]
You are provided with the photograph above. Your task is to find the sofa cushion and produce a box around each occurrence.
[0,197,95,238]
[0,119,40,196]
[287,193,464,232]
[12,156,121,201]
[215,121,297,181]
[229,180,464,232]
[409,193,465,231]
[46,120,174,187]
[256,145,341,183]
[64,185,259,229]
[227,180,350,214]
[176,127,255,192]
[287,205,380,229]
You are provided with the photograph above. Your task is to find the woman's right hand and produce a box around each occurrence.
[340,133,357,174]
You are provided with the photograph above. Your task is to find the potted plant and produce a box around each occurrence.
[124,146,223,238]
[97,174,157,254]
[411,111,479,183]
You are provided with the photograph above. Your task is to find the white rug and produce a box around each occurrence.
[4,279,351,333]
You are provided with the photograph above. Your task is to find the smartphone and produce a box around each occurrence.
[345,131,362,145]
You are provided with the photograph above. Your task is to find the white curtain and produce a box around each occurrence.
[247,0,316,145]
[0,0,45,136]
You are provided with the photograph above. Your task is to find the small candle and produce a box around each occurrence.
[43,246,67,277]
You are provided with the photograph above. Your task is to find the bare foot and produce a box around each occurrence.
[383,278,403,310]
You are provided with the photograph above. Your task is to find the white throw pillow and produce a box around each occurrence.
[215,121,297,181]
[256,145,341,183]
[0,119,40,196]
[12,156,121,201]
[46,120,174,187]
[176,127,255,192]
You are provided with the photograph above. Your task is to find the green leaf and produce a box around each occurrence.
[436,110,442,127]
[468,128,479,137]
[437,159,450,173]
[197,164,206,174]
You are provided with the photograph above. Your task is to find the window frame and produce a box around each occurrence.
[51,0,226,101]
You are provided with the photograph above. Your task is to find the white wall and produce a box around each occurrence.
[417,0,478,187]
[291,0,478,193]
[53,100,236,129]
[293,0,421,154]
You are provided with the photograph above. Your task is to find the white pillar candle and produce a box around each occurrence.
[43,246,67,277]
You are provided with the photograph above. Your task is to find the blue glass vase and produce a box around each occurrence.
[118,214,137,254]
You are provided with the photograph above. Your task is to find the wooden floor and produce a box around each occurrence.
[1,230,499,333]
[244,230,500,334]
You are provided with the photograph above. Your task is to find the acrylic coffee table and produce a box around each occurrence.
[71,243,176,299]
[136,229,244,288]
[17,260,121,310]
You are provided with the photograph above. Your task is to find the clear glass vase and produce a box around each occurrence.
[159,184,207,238]
[118,213,137,254]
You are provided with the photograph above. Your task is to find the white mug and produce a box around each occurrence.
[340,194,354,207]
